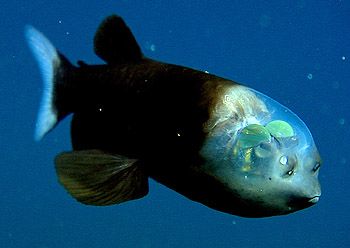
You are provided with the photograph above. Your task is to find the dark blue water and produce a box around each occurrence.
[1,1,349,247]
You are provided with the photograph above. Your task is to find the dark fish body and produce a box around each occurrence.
[26,15,321,217]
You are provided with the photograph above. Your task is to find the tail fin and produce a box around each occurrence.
[25,26,73,141]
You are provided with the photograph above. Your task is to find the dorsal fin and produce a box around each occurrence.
[94,15,143,64]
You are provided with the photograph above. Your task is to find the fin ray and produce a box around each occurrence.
[55,150,149,206]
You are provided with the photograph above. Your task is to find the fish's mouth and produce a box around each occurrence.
[308,195,321,204]
[288,194,321,210]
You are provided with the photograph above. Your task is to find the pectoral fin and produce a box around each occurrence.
[55,150,148,206]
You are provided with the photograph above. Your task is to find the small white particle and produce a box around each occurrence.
[204,70,209,74]
[150,44,156,52]
[339,118,345,125]
[244,175,248,179]
[58,20,62,24]
[177,133,181,137]
[145,42,156,52]
[66,31,70,35]
[342,56,346,61]
[307,73,313,80]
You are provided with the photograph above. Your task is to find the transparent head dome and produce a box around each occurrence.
[200,84,321,217]
[225,86,318,176]
[247,88,314,148]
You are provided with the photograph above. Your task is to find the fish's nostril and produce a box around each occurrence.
[312,162,321,173]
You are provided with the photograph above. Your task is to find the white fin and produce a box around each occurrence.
[25,26,60,141]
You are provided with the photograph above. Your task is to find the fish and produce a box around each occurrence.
[25,15,321,217]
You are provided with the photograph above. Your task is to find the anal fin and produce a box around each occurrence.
[55,150,148,206]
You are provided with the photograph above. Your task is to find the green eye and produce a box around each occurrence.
[238,124,271,149]
[266,120,294,138]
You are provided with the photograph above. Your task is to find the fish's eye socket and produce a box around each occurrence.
[237,120,296,151]
[237,124,271,149]
[266,120,294,139]
[254,142,274,158]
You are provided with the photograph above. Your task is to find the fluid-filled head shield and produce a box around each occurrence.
[200,84,321,217]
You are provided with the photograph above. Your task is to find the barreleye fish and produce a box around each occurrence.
[26,15,321,217]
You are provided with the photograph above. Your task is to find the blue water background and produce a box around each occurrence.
[1,1,349,247]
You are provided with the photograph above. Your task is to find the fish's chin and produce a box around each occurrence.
[287,195,321,212]
[239,195,321,217]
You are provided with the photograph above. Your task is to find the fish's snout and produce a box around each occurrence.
[287,167,321,211]
[303,177,321,206]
